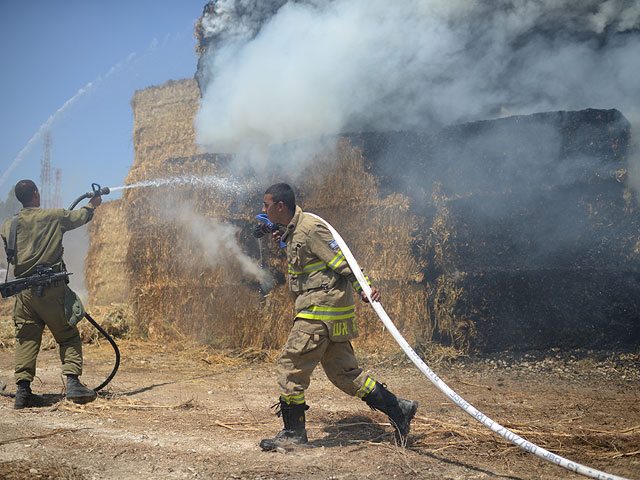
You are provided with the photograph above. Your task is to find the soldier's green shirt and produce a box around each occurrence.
[1,205,94,278]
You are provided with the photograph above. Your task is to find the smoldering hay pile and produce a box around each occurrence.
[85,75,639,353]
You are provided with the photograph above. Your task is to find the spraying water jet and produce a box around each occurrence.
[108,174,251,195]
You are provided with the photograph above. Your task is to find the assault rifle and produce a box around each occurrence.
[0,265,69,298]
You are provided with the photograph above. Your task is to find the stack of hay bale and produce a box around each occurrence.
[85,76,639,353]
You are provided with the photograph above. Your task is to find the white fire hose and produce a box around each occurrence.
[308,213,630,480]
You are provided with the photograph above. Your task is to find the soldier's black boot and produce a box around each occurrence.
[260,400,309,451]
[364,382,418,445]
[66,375,97,404]
[14,380,47,409]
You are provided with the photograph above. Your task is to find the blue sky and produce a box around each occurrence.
[0,1,207,207]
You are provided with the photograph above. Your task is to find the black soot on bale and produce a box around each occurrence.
[338,109,638,352]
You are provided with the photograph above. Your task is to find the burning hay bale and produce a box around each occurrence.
[85,74,638,354]
[344,108,637,352]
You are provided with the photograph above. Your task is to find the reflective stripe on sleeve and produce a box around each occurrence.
[353,275,371,292]
[328,251,345,269]
[288,261,327,275]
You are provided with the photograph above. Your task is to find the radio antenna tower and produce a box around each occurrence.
[40,131,53,209]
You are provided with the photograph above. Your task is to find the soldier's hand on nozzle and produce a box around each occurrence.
[361,286,380,303]
[89,195,102,208]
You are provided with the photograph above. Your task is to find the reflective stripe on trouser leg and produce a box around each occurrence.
[280,393,306,405]
[356,377,377,398]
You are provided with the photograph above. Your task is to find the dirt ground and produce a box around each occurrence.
[0,340,638,480]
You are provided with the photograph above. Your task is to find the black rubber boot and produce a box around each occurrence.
[66,375,97,404]
[14,380,47,410]
[364,383,418,445]
[260,400,309,451]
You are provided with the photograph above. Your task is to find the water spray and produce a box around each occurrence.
[307,212,630,480]
[109,174,250,195]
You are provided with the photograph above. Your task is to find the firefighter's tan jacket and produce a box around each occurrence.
[281,206,369,341]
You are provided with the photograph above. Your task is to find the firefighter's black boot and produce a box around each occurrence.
[66,375,97,404]
[14,380,47,410]
[260,400,309,451]
[364,382,418,445]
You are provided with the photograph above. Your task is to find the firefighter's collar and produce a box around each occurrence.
[283,205,303,244]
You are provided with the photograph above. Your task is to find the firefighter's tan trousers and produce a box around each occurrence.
[277,318,371,399]
[13,285,83,383]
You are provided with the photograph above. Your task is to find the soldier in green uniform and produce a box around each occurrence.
[259,183,418,450]
[1,179,101,409]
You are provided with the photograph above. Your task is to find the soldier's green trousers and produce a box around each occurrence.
[277,318,375,402]
[13,284,83,383]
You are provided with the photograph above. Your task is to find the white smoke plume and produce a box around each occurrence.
[195,0,640,169]
[165,201,272,289]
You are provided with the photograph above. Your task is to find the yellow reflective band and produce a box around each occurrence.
[328,252,345,269]
[280,393,305,405]
[356,377,377,398]
[296,305,355,321]
[353,276,370,292]
[288,261,327,275]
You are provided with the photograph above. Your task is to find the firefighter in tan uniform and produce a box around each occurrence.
[1,179,100,409]
[259,183,418,450]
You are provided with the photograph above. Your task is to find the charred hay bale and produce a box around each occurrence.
[339,109,637,352]
[456,269,640,352]
[348,108,630,204]
[427,178,640,275]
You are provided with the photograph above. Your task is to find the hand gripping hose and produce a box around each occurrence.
[307,213,630,480]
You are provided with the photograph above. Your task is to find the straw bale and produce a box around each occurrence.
[126,79,200,184]
[0,297,12,317]
[85,199,129,306]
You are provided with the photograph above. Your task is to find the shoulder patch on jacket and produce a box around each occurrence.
[328,239,339,251]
